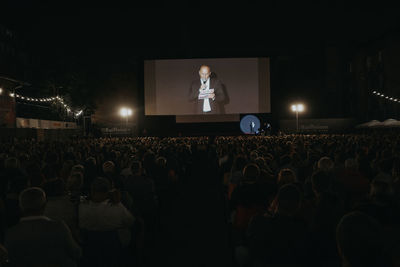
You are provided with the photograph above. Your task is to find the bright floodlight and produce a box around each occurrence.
[0,88,2,95]
[120,107,132,117]
[291,103,305,132]
[291,103,305,112]
[120,108,128,117]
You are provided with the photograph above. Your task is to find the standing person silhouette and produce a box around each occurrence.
[189,65,226,114]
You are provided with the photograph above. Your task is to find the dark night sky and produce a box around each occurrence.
[2,2,400,123]
[5,2,398,57]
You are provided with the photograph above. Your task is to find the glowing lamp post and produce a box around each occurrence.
[291,103,305,132]
[119,107,132,128]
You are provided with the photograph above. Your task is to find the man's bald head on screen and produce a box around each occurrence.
[199,65,211,81]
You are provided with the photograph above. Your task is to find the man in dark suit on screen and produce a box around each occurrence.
[189,65,226,114]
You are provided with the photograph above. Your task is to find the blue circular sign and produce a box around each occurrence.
[240,115,260,134]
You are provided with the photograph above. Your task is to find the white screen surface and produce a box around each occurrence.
[145,57,270,116]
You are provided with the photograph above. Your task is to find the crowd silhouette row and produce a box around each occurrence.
[0,134,399,267]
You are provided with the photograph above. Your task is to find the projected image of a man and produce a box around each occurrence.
[189,65,226,114]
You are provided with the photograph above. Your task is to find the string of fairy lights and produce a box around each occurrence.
[1,88,83,117]
[372,91,399,103]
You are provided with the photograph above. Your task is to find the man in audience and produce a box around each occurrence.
[310,170,344,266]
[5,187,82,267]
[246,183,309,266]
[79,177,135,245]
[317,156,335,172]
[102,160,118,185]
[44,174,80,242]
[336,211,383,267]
[0,244,8,266]
[354,173,400,228]
[230,163,268,236]
[0,157,27,201]
[277,168,297,188]
[122,160,158,219]
[79,177,135,266]
[335,158,370,210]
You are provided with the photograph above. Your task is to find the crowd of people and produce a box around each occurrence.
[0,133,399,266]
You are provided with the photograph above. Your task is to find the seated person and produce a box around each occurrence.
[336,211,383,267]
[246,184,310,266]
[5,187,82,267]
[79,177,135,247]
[0,244,8,266]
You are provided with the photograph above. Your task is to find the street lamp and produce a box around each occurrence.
[291,103,305,132]
[119,107,133,128]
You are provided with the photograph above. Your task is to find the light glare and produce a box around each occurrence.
[120,107,132,117]
[291,103,305,112]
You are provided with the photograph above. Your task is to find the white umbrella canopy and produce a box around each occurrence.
[382,118,400,127]
[369,120,384,128]
[355,121,372,128]
[356,119,400,128]
[358,120,382,128]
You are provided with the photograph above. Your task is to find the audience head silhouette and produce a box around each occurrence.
[242,163,260,183]
[317,156,334,171]
[130,160,142,175]
[90,177,111,202]
[311,169,332,195]
[102,161,115,174]
[19,187,47,216]
[276,183,301,216]
[336,211,382,267]
[277,168,296,188]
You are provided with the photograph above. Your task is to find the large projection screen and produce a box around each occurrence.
[145,57,270,120]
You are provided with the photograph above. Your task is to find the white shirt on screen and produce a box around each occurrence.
[201,78,211,112]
